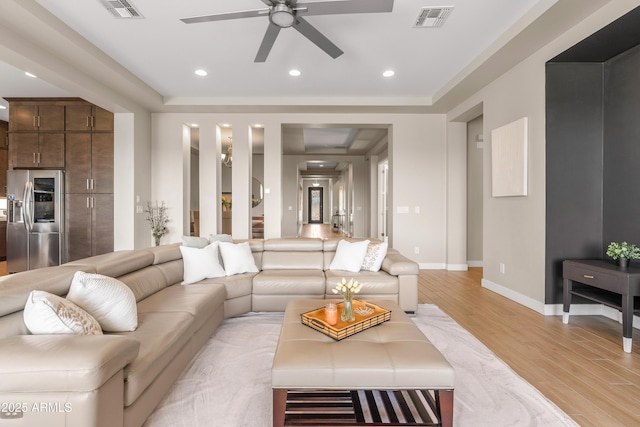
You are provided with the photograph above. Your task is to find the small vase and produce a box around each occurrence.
[153,234,162,247]
[341,297,355,322]
[618,257,629,268]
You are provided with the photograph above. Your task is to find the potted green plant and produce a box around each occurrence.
[606,241,640,268]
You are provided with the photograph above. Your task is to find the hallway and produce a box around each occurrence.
[298,223,347,239]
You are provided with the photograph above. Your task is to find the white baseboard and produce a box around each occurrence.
[482,278,640,330]
[419,263,469,271]
[481,278,545,313]
[420,263,446,269]
[545,303,640,329]
[467,260,483,267]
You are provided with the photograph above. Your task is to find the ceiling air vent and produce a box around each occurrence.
[98,0,144,19]
[413,6,453,28]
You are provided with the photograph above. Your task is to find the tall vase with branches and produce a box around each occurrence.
[145,201,170,246]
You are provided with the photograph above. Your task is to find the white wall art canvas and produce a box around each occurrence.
[491,117,528,197]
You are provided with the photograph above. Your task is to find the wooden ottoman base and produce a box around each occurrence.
[273,388,453,426]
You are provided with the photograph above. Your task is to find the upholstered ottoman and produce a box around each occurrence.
[272,299,454,426]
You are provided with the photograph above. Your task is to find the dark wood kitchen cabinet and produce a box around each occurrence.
[65,104,114,132]
[65,132,113,194]
[8,101,65,132]
[64,102,113,262]
[5,98,114,263]
[65,193,113,262]
[6,99,66,169]
[0,120,7,195]
[8,132,65,169]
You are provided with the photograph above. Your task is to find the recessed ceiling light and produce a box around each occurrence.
[25,72,37,78]
[195,69,208,77]
[221,123,231,128]
[289,69,301,77]
[191,123,199,128]
[253,124,264,128]
[382,70,395,77]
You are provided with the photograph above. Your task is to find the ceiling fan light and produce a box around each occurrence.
[270,4,295,28]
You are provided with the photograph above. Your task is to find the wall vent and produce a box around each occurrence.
[98,0,144,19]
[413,6,453,28]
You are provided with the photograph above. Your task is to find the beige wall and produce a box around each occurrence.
[114,109,152,251]
[388,114,447,266]
[446,0,638,311]
[466,116,483,264]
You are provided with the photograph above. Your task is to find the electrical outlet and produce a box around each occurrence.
[414,247,420,254]
[500,263,505,274]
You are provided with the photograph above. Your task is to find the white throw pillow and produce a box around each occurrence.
[208,234,233,264]
[179,242,226,284]
[361,242,388,272]
[219,241,259,276]
[208,234,233,244]
[23,290,102,335]
[329,239,371,272]
[182,235,209,248]
[67,271,138,332]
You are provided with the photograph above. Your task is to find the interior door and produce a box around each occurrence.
[308,187,323,224]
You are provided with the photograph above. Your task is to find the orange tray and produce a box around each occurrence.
[301,300,391,340]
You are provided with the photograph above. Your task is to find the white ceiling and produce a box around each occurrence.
[0,0,619,162]
[33,0,540,102]
[0,0,555,122]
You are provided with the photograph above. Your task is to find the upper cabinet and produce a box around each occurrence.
[66,104,114,132]
[5,98,114,171]
[8,101,65,131]
[8,133,65,169]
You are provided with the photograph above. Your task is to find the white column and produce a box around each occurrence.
[113,113,135,250]
[231,122,252,239]
[199,121,218,237]
[263,121,282,238]
[446,121,468,271]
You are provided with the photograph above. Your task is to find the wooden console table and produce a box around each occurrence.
[563,259,640,353]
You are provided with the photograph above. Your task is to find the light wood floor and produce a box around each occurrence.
[420,268,640,427]
[299,223,348,239]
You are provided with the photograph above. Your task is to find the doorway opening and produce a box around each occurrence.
[308,187,323,224]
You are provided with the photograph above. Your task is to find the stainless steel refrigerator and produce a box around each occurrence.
[7,170,64,273]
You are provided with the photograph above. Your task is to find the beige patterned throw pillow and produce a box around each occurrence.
[361,242,388,272]
[23,290,102,335]
[67,271,138,332]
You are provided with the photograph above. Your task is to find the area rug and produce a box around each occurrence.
[143,304,578,427]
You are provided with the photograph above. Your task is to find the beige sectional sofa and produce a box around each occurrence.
[0,237,418,427]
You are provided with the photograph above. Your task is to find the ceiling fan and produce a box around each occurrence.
[180,0,394,62]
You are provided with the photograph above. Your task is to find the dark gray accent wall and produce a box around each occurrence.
[546,28,640,304]
[545,62,604,304]
[603,44,640,247]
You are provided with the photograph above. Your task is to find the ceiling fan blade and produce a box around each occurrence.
[259,0,274,5]
[255,23,282,62]
[293,16,343,59]
[181,8,268,24]
[298,0,394,17]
